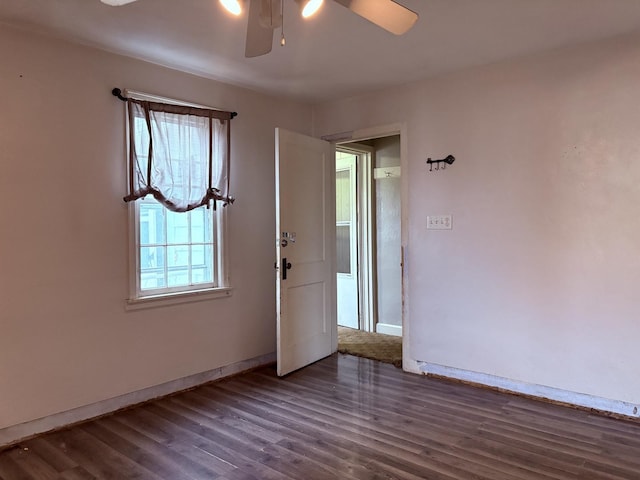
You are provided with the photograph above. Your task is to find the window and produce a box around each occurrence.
[136,197,221,295]
[124,92,234,305]
[131,199,229,305]
[336,151,357,275]
[336,170,352,275]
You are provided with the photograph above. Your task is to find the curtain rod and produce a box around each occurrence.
[111,88,238,118]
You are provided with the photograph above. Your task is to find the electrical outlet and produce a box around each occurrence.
[427,215,452,230]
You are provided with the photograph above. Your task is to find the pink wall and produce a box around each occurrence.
[0,25,312,432]
[313,33,640,406]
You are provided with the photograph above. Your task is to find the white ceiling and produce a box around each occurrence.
[2,0,640,103]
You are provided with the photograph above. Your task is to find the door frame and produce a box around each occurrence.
[325,123,410,369]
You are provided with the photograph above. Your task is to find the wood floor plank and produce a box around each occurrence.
[0,452,34,480]
[457,435,586,478]
[145,401,354,480]
[96,414,231,478]
[22,438,78,474]
[80,419,213,480]
[117,403,298,480]
[5,446,59,480]
[2,354,640,480]
[110,409,245,478]
[43,428,162,480]
[57,466,97,480]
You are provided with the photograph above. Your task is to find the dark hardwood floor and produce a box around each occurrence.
[2,354,640,479]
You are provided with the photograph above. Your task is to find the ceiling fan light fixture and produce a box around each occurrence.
[220,0,243,16]
[297,0,323,18]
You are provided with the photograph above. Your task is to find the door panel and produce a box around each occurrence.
[284,144,326,264]
[336,154,359,329]
[276,128,336,377]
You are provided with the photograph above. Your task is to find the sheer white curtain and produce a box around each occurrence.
[124,99,234,212]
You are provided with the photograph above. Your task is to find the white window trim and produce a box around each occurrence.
[124,90,232,310]
[125,287,234,311]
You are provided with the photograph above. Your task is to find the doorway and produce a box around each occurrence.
[335,134,403,364]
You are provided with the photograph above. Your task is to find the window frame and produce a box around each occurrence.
[125,91,232,309]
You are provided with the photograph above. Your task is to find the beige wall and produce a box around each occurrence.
[313,33,640,405]
[0,25,312,431]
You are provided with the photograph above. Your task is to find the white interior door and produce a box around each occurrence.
[276,128,336,377]
[336,154,359,329]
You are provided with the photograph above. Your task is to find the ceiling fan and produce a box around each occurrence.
[100,0,419,58]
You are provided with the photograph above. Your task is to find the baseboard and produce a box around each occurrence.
[376,323,402,337]
[0,352,276,448]
[418,361,640,419]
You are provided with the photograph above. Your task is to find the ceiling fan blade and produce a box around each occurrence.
[333,0,418,35]
[245,0,275,58]
[100,0,139,5]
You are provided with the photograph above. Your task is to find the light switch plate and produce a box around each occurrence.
[427,215,452,230]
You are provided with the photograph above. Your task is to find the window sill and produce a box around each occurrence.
[126,287,233,311]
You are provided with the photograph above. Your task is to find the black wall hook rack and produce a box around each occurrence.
[111,87,238,118]
[427,154,455,171]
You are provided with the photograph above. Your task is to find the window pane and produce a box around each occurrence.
[336,225,351,274]
[191,207,208,243]
[191,244,205,265]
[140,246,166,290]
[336,170,351,222]
[167,210,189,244]
[192,244,214,284]
[140,245,165,270]
[205,208,213,243]
[168,268,190,287]
[139,201,165,245]
[167,245,189,268]
[167,245,189,287]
